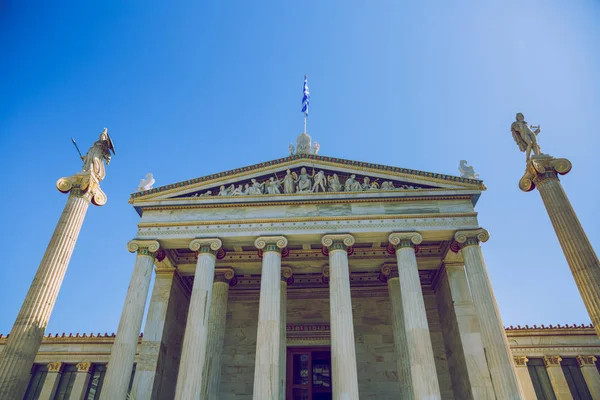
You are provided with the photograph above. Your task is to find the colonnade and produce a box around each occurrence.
[100,229,524,400]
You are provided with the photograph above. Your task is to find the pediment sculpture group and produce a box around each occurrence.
[190,167,421,197]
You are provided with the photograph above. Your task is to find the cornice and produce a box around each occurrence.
[130,154,485,202]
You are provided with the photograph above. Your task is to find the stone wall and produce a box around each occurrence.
[218,291,454,399]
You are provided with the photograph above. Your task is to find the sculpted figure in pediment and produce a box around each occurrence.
[312,170,326,192]
[381,181,395,190]
[327,174,343,192]
[282,169,296,194]
[265,177,282,194]
[248,179,264,195]
[296,167,313,193]
[345,174,362,192]
[218,185,230,196]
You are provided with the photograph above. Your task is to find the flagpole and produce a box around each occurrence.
[304,114,306,134]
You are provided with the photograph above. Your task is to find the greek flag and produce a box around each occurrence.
[301,75,310,116]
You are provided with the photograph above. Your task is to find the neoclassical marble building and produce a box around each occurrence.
[3,133,600,400]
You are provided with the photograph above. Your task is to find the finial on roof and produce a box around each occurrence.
[289,132,320,156]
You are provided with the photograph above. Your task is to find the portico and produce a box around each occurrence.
[95,141,525,399]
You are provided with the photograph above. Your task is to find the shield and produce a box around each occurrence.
[105,129,116,155]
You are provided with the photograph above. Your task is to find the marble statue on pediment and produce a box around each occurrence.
[248,179,264,195]
[381,181,395,190]
[511,112,542,162]
[289,143,295,156]
[296,167,313,193]
[282,169,296,194]
[458,160,480,179]
[82,128,114,182]
[136,173,155,192]
[345,175,362,192]
[312,170,326,192]
[327,174,343,192]
[265,177,282,194]
[312,142,320,155]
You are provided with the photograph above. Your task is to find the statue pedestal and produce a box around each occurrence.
[520,155,600,338]
[0,171,105,399]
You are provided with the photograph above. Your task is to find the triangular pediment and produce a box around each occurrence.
[130,154,484,205]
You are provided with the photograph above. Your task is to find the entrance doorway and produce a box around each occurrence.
[286,347,332,400]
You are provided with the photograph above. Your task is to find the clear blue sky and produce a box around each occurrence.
[1,1,599,335]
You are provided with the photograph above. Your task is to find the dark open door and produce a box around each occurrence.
[287,347,332,400]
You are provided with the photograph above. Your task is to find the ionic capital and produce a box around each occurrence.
[254,236,288,253]
[576,355,597,367]
[513,356,529,367]
[451,229,489,252]
[543,355,563,367]
[388,232,422,251]
[379,263,399,282]
[519,155,572,192]
[76,362,92,373]
[281,266,294,284]
[321,234,355,252]
[47,362,64,373]
[322,266,330,284]
[56,172,107,206]
[190,238,223,258]
[214,268,237,286]
[127,240,160,257]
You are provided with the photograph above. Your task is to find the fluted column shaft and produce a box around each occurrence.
[202,269,235,400]
[253,236,287,400]
[39,362,64,400]
[322,234,359,400]
[389,232,441,400]
[100,240,160,400]
[384,271,413,399]
[455,229,524,400]
[535,172,600,338]
[0,191,92,398]
[577,356,600,400]
[175,238,223,400]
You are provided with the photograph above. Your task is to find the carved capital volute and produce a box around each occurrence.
[190,238,223,258]
[47,362,64,373]
[127,240,160,258]
[281,266,294,284]
[379,263,399,282]
[322,265,330,284]
[214,268,237,286]
[255,236,288,253]
[321,234,355,253]
[388,232,422,251]
[543,355,562,367]
[56,172,107,206]
[513,356,529,367]
[576,355,597,367]
[451,229,489,252]
[519,155,572,192]
[76,362,92,373]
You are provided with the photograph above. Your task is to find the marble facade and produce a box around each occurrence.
[3,147,600,399]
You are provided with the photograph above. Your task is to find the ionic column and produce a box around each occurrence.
[280,267,293,400]
[175,238,223,400]
[321,234,359,400]
[388,232,441,400]
[252,236,287,400]
[544,356,573,400]
[453,229,525,400]
[380,265,413,399]
[39,362,64,400]
[0,172,106,399]
[69,362,93,400]
[202,268,236,400]
[434,262,494,399]
[100,239,160,400]
[577,355,600,400]
[513,357,538,400]
[520,156,600,338]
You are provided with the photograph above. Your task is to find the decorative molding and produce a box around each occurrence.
[543,355,562,367]
[519,155,572,192]
[576,355,597,367]
[47,362,64,372]
[127,239,160,257]
[513,356,529,367]
[451,228,489,252]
